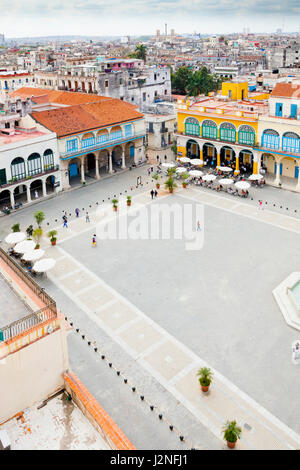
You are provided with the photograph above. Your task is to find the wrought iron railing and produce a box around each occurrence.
[0,304,57,342]
[0,248,58,341]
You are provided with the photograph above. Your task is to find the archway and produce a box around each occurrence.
[0,189,11,210]
[43,149,54,170]
[203,143,217,167]
[219,123,236,143]
[220,146,235,167]
[46,175,55,194]
[27,153,42,176]
[13,184,27,206]
[281,157,299,181]
[99,150,109,175]
[68,158,80,186]
[125,142,135,166]
[239,150,254,174]
[30,179,43,199]
[11,157,26,181]
[112,146,122,169]
[110,126,122,141]
[261,153,275,175]
[186,139,200,159]
[82,132,95,150]
[86,153,96,176]
[97,129,109,145]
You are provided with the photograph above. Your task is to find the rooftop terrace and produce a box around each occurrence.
[0,272,31,327]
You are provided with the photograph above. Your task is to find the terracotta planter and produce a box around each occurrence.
[201,384,210,393]
[113,206,118,211]
[127,201,131,206]
[169,188,174,193]
[227,440,237,449]
[51,240,56,246]
[34,245,40,250]
[156,183,160,189]
[182,183,187,188]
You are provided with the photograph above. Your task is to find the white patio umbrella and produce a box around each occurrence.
[189,169,203,177]
[190,159,204,166]
[162,162,176,168]
[176,167,187,174]
[178,157,191,164]
[202,174,217,182]
[219,178,234,185]
[235,181,250,190]
[14,240,36,254]
[217,166,233,172]
[248,173,263,181]
[32,258,56,273]
[22,249,45,262]
[5,232,26,245]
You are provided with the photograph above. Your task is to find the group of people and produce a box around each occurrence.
[150,189,158,199]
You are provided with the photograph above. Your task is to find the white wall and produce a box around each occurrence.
[0,328,68,423]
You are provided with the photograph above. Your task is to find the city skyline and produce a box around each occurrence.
[1,0,300,38]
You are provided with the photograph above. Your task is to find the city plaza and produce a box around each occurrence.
[1,163,300,449]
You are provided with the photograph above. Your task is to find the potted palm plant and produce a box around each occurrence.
[26,225,33,239]
[48,230,57,246]
[197,367,213,392]
[152,173,160,189]
[127,196,132,207]
[33,227,43,249]
[181,172,189,188]
[34,210,45,228]
[223,420,242,449]
[164,176,177,194]
[112,198,118,211]
[167,167,176,177]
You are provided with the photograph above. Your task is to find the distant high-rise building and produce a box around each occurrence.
[0,34,5,45]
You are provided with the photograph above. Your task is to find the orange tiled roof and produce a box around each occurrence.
[10,87,109,106]
[30,100,143,137]
[271,83,300,98]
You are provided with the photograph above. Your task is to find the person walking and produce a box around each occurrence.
[92,234,97,247]
[154,189,158,198]
[197,221,201,231]
[34,190,38,199]
[85,211,90,222]
[258,200,263,210]
[63,217,68,228]
[75,208,79,217]
[150,189,154,200]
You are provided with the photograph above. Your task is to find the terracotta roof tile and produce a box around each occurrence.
[30,100,143,137]
[10,87,109,106]
[271,83,300,98]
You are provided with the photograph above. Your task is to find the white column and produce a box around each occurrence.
[27,186,32,203]
[42,179,47,197]
[95,155,100,179]
[81,158,86,183]
[108,151,113,174]
[121,147,126,169]
[275,159,281,186]
[10,190,15,208]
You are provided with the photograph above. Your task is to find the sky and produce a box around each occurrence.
[2,0,300,38]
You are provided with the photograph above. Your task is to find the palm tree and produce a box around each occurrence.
[135,44,147,62]
[34,210,45,227]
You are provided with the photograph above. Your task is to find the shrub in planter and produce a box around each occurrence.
[127,196,132,206]
[26,225,33,239]
[223,420,242,449]
[34,210,45,228]
[181,172,189,188]
[164,176,177,193]
[197,367,213,392]
[112,198,118,211]
[152,173,160,189]
[48,230,58,246]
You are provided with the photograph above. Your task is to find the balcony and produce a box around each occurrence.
[61,131,146,159]
[0,165,59,190]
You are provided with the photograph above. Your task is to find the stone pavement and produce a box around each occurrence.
[32,188,300,450]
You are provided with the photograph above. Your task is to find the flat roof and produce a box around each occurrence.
[0,273,31,328]
[0,395,109,450]
[0,129,47,148]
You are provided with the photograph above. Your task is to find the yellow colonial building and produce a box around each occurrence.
[176,81,268,175]
[176,80,300,191]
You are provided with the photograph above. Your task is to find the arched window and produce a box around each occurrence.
[261,129,280,150]
[11,157,26,180]
[97,129,109,144]
[238,125,255,145]
[81,132,95,149]
[27,153,42,176]
[202,120,217,139]
[43,149,54,170]
[220,122,236,143]
[110,126,122,141]
[185,117,200,137]
[282,132,300,153]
